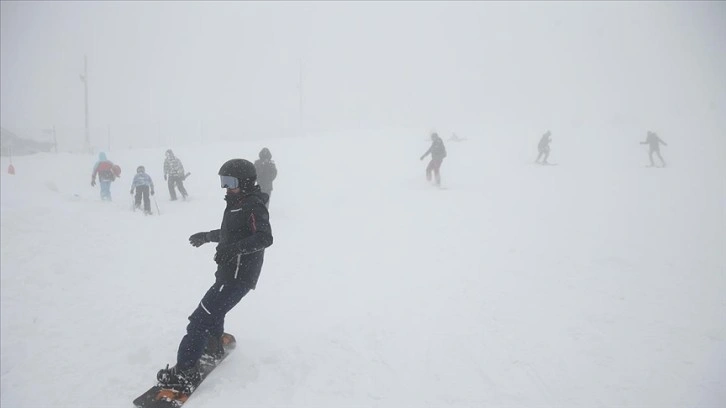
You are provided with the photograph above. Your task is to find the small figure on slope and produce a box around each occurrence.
[163,149,188,201]
[130,165,155,215]
[420,132,447,186]
[536,130,552,165]
[640,131,667,167]
[91,152,118,201]
[254,147,277,209]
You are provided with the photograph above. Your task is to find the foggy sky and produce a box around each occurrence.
[2,1,725,138]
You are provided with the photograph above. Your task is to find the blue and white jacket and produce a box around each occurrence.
[131,173,155,192]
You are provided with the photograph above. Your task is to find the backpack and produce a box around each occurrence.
[97,161,116,182]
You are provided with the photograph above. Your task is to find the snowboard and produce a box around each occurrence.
[133,333,236,408]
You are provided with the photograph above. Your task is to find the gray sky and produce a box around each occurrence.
[2,1,725,142]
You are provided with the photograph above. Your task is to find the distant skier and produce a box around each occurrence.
[254,147,277,209]
[420,132,447,186]
[640,131,667,167]
[155,158,273,394]
[130,165,155,215]
[535,130,552,164]
[91,152,117,201]
[163,149,188,200]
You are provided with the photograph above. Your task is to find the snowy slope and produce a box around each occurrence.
[1,127,725,408]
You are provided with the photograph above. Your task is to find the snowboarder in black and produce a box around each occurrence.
[156,158,273,393]
[163,149,188,200]
[130,165,155,215]
[420,132,447,186]
[640,131,667,167]
[254,147,277,209]
[535,130,552,164]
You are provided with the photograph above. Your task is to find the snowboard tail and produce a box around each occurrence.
[133,333,236,408]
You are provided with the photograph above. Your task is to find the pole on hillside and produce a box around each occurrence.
[80,55,91,153]
[299,57,304,137]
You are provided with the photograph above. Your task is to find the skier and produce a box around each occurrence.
[254,147,277,209]
[130,165,155,215]
[156,158,273,393]
[420,132,447,186]
[163,149,188,201]
[535,130,552,164]
[91,152,117,201]
[640,131,667,167]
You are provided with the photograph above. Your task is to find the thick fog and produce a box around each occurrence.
[2,1,725,149]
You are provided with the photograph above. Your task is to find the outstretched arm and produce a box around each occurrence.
[420,145,433,160]
[207,229,221,243]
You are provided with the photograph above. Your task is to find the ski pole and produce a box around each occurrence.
[154,196,161,216]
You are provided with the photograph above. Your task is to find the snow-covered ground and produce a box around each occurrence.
[1,126,724,407]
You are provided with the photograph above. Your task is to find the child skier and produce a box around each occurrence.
[130,165,155,215]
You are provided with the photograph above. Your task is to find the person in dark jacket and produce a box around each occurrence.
[163,149,189,200]
[130,165,155,215]
[156,158,273,394]
[640,131,667,167]
[536,130,552,164]
[254,147,277,208]
[420,132,447,186]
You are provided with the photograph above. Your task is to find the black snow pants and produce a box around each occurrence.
[176,278,250,370]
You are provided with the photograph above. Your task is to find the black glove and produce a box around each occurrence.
[189,232,209,247]
[91,180,96,187]
[164,174,167,181]
[151,189,155,196]
[214,244,237,265]
[130,189,134,194]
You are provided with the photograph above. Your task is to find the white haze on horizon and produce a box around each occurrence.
[1,1,725,148]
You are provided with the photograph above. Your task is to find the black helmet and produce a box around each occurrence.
[137,165,145,173]
[219,158,257,192]
[165,149,174,157]
[259,147,272,160]
[219,158,256,180]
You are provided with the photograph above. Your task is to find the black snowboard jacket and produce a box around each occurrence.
[206,187,273,289]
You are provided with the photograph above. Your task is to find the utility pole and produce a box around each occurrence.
[299,57,304,136]
[80,55,90,152]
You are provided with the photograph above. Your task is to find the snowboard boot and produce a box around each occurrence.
[156,364,201,393]
[200,333,236,365]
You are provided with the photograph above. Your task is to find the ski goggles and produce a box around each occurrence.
[220,175,239,189]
